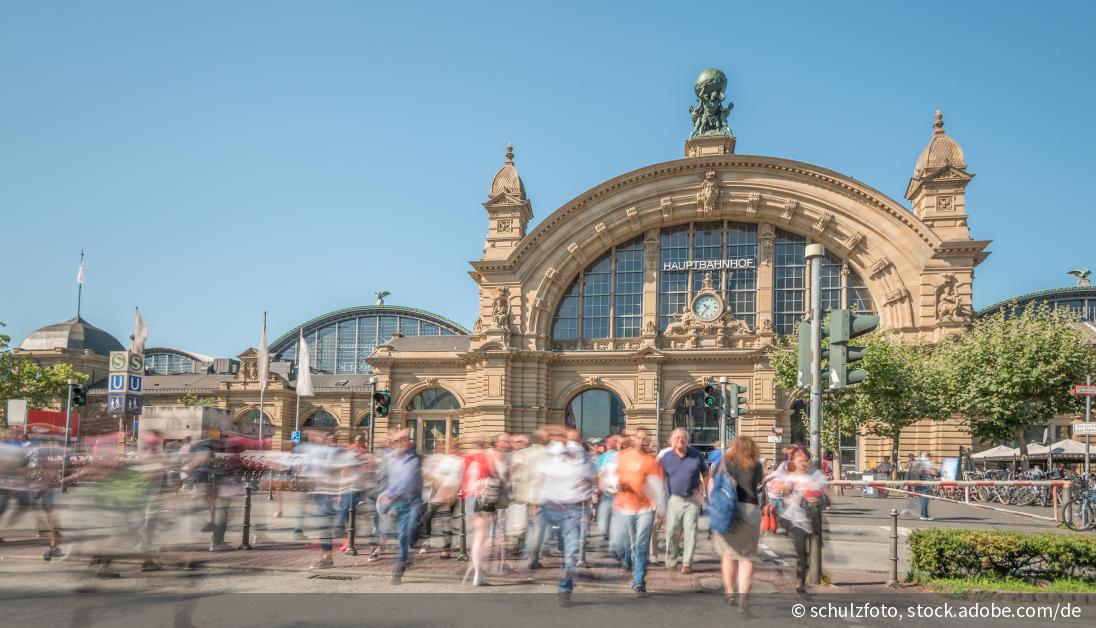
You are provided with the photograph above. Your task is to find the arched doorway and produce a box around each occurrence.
[234,408,274,449]
[673,389,722,449]
[565,389,626,441]
[404,387,460,454]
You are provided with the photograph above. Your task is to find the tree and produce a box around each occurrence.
[771,324,950,477]
[0,322,87,424]
[181,392,218,408]
[935,304,1095,467]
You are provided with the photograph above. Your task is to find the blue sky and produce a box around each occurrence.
[2,1,1094,356]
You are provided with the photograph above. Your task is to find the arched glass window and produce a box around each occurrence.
[145,352,196,375]
[551,239,644,340]
[772,229,874,335]
[407,387,460,411]
[303,410,339,430]
[659,222,758,332]
[273,313,464,375]
[235,409,273,437]
[565,389,626,440]
[673,388,723,448]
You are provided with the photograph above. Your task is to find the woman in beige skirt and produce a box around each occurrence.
[710,435,764,612]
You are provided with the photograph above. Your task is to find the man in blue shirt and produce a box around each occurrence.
[380,429,422,584]
[659,428,708,574]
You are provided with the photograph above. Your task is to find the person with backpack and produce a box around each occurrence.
[462,439,505,586]
[710,436,763,612]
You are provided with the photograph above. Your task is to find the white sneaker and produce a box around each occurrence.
[919,516,934,521]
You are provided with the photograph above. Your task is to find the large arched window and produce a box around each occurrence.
[303,410,339,431]
[772,229,874,335]
[659,222,758,332]
[234,409,273,438]
[673,388,723,448]
[405,387,460,454]
[551,238,644,340]
[565,389,626,440]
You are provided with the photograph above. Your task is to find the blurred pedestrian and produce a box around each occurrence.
[780,446,828,593]
[380,429,422,584]
[611,429,664,597]
[712,436,763,612]
[660,428,707,575]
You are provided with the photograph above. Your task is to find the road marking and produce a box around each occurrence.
[876,525,911,536]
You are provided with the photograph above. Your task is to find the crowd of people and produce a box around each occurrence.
[0,425,837,608]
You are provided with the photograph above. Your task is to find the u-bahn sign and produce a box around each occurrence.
[108,351,143,416]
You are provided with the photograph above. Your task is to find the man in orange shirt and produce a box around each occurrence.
[611,429,664,596]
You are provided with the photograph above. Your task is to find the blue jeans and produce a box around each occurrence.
[597,493,614,540]
[311,494,338,552]
[610,510,654,588]
[535,503,582,592]
[389,498,421,573]
[917,487,930,518]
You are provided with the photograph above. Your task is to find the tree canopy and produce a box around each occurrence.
[0,322,87,424]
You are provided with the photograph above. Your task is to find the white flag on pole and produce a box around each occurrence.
[76,260,85,285]
[258,313,270,392]
[131,308,149,355]
[296,330,314,397]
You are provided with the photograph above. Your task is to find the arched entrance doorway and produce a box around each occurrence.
[565,389,626,441]
[303,410,339,432]
[234,408,274,449]
[404,387,460,454]
[673,389,722,449]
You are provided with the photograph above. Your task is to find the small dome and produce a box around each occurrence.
[915,110,965,174]
[19,316,124,356]
[488,144,526,200]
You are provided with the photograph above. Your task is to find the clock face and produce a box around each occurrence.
[693,294,722,321]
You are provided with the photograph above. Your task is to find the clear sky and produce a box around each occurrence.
[2,1,1094,356]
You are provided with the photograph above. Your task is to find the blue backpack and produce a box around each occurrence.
[709,468,739,534]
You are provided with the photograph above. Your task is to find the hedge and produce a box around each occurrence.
[908,528,1096,582]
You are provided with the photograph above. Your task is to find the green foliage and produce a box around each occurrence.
[909,528,1096,582]
[181,392,218,408]
[935,304,1096,458]
[771,323,948,471]
[911,574,1096,594]
[0,322,88,424]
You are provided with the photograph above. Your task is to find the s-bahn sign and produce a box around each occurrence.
[662,258,756,272]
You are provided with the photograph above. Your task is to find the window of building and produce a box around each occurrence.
[303,410,339,431]
[407,387,460,411]
[658,226,690,332]
[726,223,758,329]
[773,231,807,335]
[551,238,645,340]
[565,389,626,440]
[145,352,196,375]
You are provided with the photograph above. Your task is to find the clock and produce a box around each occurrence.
[693,294,723,321]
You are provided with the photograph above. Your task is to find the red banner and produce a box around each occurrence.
[25,409,79,436]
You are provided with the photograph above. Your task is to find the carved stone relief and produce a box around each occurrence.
[934,273,972,323]
[697,171,721,214]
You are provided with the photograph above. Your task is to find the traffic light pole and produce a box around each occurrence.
[805,244,824,465]
[805,243,824,587]
[368,377,377,453]
[718,376,728,448]
[60,380,75,493]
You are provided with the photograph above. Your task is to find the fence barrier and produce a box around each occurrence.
[829,479,1069,523]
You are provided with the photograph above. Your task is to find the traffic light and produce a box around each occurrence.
[373,390,391,417]
[796,322,811,389]
[824,309,879,390]
[71,384,87,406]
[703,384,717,408]
[728,383,748,418]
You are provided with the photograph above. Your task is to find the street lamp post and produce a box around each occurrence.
[60,379,75,493]
[804,243,825,587]
[718,376,728,448]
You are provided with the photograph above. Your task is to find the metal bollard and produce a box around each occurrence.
[964,486,970,504]
[268,469,274,501]
[576,499,589,568]
[346,497,358,556]
[457,496,469,561]
[887,508,898,587]
[239,484,254,550]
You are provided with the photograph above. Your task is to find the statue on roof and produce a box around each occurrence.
[1068,269,1091,287]
[688,68,734,139]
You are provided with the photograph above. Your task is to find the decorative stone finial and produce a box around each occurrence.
[505,143,514,164]
[688,68,734,139]
[933,110,945,135]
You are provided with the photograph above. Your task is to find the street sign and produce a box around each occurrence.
[127,374,143,393]
[1074,384,1096,396]
[1074,422,1096,436]
[125,395,143,413]
[767,435,783,444]
[6,399,27,426]
[128,353,144,373]
[291,431,302,444]
[107,393,125,414]
[110,351,128,371]
[108,374,126,392]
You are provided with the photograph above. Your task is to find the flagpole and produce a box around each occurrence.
[76,249,84,319]
[294,327,303,433]
[258,311,266,450]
